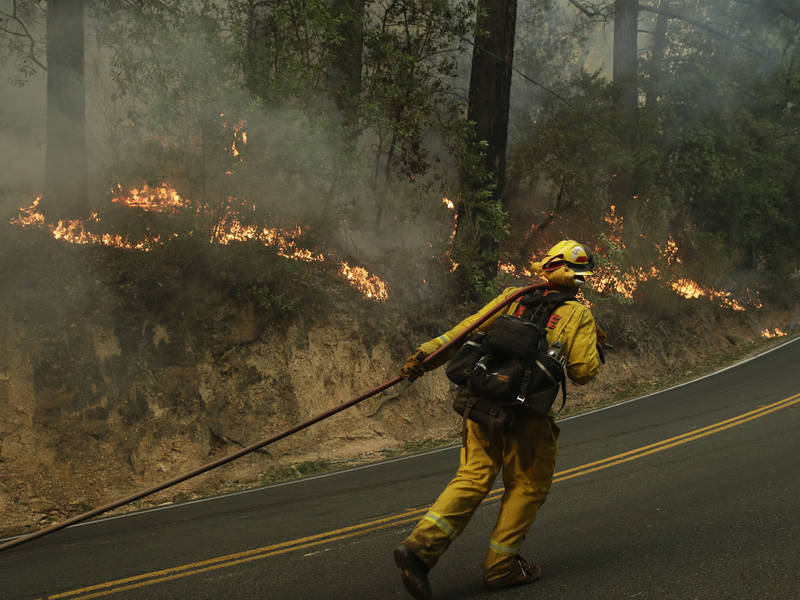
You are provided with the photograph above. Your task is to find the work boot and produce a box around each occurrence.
[484,555,541,591]
[393,544,432,600]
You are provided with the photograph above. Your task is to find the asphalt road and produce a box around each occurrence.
[2,337,799,600]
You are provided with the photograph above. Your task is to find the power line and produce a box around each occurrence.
[460,33,621,139]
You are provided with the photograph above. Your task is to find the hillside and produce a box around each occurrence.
[0,223,796,537]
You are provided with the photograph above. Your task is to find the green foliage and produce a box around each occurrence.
[0,0,45,84]
[86,0,480,260]
[587,234,635,308]
[511,0,597,124]
[359,1,474,182]
[450,121,510,300]
[235,282,298,316]
[506,2,800,300]
[93,0,251,217]
[7,0,796,306]
[227,1,476,209]
[227,0,333,103]
[215,245,303,318]
[510,71,623,217]
[650,6,800,279]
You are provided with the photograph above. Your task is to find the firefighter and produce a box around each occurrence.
[393,240,602,600]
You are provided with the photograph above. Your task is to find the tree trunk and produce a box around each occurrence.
[454,0,517,296]
[328,0,364,137]
[644,0,669,110]
[243,0,261,96]
[467,0,517,200]
[610,0,639,241]
[614,0,639,134]
[43,0,87,221]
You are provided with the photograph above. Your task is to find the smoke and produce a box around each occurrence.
[72,2,473,306]
[6,1,795,297]
[1,1,472,317]
[0,54,45,217]
[0,0,46,213]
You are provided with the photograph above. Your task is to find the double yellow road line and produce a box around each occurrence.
[553,391,800,484]
[44,392,800,600]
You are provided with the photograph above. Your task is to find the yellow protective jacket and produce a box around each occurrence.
[418,285,600,385]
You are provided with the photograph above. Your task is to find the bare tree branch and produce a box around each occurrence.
[732,0,800,24]
[639,3,765,57]
[0,0,46,71]
[567,0,611,19]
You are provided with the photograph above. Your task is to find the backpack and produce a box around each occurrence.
[445,290,574,431]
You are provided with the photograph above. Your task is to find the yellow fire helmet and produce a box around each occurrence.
[532,239,595,288]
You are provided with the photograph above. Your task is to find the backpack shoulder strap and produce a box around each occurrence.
[518,291,576,327]
[516,290,575,411]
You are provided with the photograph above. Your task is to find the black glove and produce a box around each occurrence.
[399,350,427,381]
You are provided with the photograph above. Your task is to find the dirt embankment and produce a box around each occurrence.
[1,227,797,536]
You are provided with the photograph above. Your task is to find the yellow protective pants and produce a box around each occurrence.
[402,414,559,583]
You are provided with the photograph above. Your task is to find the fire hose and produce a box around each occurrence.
[0,284,542,553]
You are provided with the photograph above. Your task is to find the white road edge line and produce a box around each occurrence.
[4,335,797,539]
[559,334,800,421]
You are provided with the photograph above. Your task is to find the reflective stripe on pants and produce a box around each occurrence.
[402,414,559,581]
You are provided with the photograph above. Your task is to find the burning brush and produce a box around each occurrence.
[10,187,389,302]
[497,205,754,314]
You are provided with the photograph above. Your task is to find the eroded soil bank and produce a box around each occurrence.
[1,227,797,536]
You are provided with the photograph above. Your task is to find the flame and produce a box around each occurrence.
[590,263,658,298]
[10,196,45,226]
[212,219,325,263]
[671,278,746,311]
[589,261,747,311]
[503,207,753,313]
[442,196,458,239]
[340,262,389,301]
[670,278,704,299]
[604,205,625,248]
[745,289,763,309]
[498,263,515,274]
[220,113,247,164]
[111,183,188,213]
[9,112,388,302]
[10,189,389,301]
[585,207,748,310]
[50,218,162,251]
[657,236,682,266]
[11,197,162,251]
[761,328,787,338]
[440,196,459,271]
[498,263,533,278]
